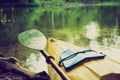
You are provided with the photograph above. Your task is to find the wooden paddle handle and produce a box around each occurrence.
[40,50,70,80]
[49,58,70,80]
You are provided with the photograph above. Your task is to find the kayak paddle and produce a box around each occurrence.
[18,29,69,80]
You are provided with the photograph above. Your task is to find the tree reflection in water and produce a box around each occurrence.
[0,5,120,73]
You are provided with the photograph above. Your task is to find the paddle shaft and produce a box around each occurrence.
[40,50,70,80]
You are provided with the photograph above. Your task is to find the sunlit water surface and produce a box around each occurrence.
[0,5,120,73]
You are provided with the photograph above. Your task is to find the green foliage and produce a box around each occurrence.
[34,0,41,4]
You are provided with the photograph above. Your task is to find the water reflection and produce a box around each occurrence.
[85,22,101,51]
[0,6,120,72]
[86,22,100,40]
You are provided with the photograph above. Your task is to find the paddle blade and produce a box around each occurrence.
[18,29,47,50]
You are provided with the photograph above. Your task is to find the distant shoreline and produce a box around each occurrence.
[0,3,39,7]
[0,2,120,8]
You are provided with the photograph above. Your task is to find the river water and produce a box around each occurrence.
[0,5,120,73]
